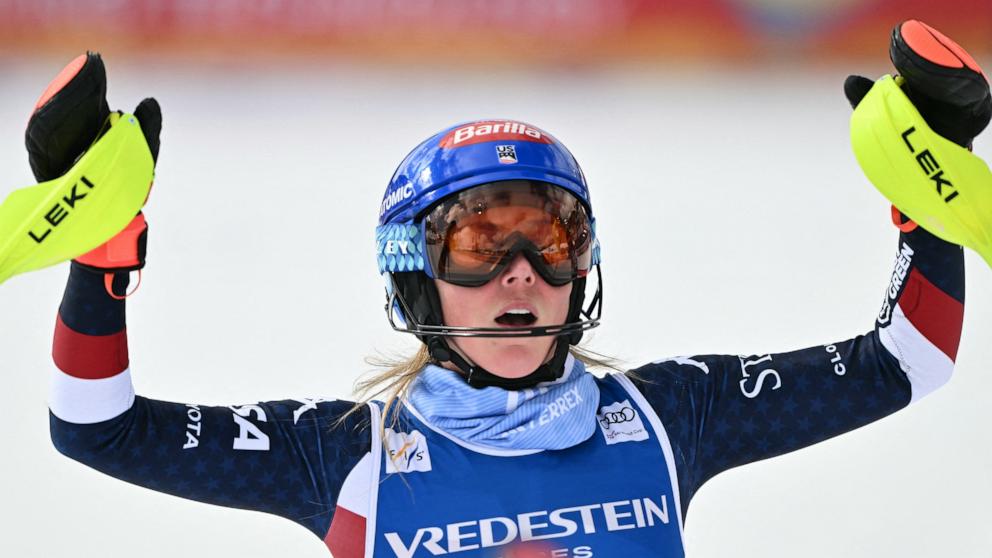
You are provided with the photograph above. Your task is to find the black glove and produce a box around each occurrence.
[26,52,161,181]
[25,52,162,278]
[844,19,990,149]
[845,20,990,232]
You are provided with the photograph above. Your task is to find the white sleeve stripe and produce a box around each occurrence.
[879,303,954,404]
[336,452,372,517]
[49,366,136,424]
[365,403,383,558]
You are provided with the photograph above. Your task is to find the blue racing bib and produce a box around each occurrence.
[370,374,685,558]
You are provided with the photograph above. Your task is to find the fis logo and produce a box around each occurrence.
[597,400,648,445]
[878,241,915,325]
[439,120,553,148]
[384,428,432,474]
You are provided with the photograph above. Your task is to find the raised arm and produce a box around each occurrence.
[627,20,986,515]
[36,53,372,550]
[628,223,963,510]
[50,263,371,542]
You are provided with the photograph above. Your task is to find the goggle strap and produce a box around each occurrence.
[376,223,427,274]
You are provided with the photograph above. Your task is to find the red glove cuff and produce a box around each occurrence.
[74,212,148,272]
[891,205,919,233]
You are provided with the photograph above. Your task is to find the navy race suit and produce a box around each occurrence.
[48,225,964,557]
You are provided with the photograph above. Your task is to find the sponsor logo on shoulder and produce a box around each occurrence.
[878,241,914,325]
[597,400,648,445]
[384,428,432,474]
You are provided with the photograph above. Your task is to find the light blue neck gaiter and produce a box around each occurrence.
[405,355,600,451]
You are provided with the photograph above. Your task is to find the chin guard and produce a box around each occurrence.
[851,75,992,268]
[384,266,603,389]
[0,112,154,285]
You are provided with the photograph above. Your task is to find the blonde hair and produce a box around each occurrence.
[340,343,624,439]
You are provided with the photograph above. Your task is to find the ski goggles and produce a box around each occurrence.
[422,180,595,287]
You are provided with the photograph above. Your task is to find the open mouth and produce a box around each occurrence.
[494,309,538,327]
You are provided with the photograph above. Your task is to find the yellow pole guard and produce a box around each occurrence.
[851,74,992,268]
[0,112,154,285]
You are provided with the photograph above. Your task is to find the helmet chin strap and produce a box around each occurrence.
[390,271,590,390]
[426,336,573,390]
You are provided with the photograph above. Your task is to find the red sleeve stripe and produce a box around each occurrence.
[53,314,129,379]
[328,451,372,556]
[325,506,366,558]
[898,268,964,361]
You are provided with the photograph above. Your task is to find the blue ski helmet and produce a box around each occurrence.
[374,119,603,389]
[376,119,599,276]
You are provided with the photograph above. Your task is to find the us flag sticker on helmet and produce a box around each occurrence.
[496,144,518,164]
[438,120,554,148]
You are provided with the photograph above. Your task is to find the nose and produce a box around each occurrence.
[500,253,537,287]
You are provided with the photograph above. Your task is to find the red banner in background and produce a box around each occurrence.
[0,0,988,65]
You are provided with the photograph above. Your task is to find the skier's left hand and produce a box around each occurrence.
[844,19,990,149]
[844,20,990,232]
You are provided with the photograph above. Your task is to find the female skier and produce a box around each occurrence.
[33,20,989,558]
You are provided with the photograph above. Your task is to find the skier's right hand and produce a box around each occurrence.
[26,52,162,283]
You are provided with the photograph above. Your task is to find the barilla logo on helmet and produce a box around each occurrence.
[378,119,590,227]
[439,120,554,149]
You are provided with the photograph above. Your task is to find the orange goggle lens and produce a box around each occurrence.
[424,181,592,287]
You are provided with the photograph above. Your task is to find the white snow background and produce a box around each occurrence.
[1,56,990,557]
